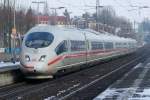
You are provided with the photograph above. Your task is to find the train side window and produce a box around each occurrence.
[71,40,86,51]
[104,42,113,49]
[55,41,67,55]
[91,42,103,50]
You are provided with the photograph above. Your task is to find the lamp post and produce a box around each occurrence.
[13,0,16,30]
[11,0,16,63]
[128,6,150,32]
[128,6,149,45]
[32,1,45,24]
[50,7,65,25]
[129,6,149,20]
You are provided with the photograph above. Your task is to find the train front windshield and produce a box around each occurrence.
[25,32,54,48]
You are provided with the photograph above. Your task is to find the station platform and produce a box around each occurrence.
[94,58,150,100]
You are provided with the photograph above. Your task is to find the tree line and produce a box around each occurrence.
[0,0,36,47]
[82,6,135,39]
[0,1,136,47]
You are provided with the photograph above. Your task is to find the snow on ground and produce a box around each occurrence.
[94,62,150,100]
[94,88,150,100]
[128,88,150,100]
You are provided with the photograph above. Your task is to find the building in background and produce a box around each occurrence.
[35,15,66,25]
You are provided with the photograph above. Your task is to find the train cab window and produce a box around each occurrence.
[104,42,113,49]
[71,40,86,51]
[55,41,68,55]
[25,32,54,48]
[91,42,103,50]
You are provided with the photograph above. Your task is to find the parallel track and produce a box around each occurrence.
[60,55,146,100]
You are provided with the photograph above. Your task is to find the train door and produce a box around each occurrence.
[55,40,68,67]
[62,39,71,66]
[87,41,104,62]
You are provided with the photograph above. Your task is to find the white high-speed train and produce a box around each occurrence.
[20,24,137,79]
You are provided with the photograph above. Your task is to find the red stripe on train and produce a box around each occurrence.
[48,56,64,65]
[47,48,128,66]
[21,62,34,68]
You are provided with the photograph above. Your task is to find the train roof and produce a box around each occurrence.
[26,24,136,43]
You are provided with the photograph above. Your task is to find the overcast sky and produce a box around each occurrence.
[16,0,150,22]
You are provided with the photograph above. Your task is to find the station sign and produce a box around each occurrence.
[12,28,16,35]
[11,28,16,38]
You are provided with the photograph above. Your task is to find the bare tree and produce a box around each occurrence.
[25,7,36,32]
[92,6,134,38]
[63,9,71,25]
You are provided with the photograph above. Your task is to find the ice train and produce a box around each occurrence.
[20,25,137,79]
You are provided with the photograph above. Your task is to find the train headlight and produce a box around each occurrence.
[39,55,46,62]
[25,55,30,62]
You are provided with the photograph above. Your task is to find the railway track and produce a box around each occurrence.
[60,55,146,100]
[0,45,149,100]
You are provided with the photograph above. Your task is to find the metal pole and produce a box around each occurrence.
[96,0,98,31]
[54,9,57,25]
[13,0,16,29]
[96,0,100,32]
[37,3,39,24]
[12,0,16,62]
[8,0,11,52]
[32,1,45,24]
[50,7,65,25]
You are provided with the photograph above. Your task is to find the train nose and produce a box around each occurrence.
[33,69,36,72]
[20,63,34,73]
[34,63,47,73]
[20,61,47,73]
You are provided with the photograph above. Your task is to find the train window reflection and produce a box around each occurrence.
[71,40,86,51]
[104,42,113,49]
[25,32,54,48]
[55,40,68,55]
[91,41,103,50]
